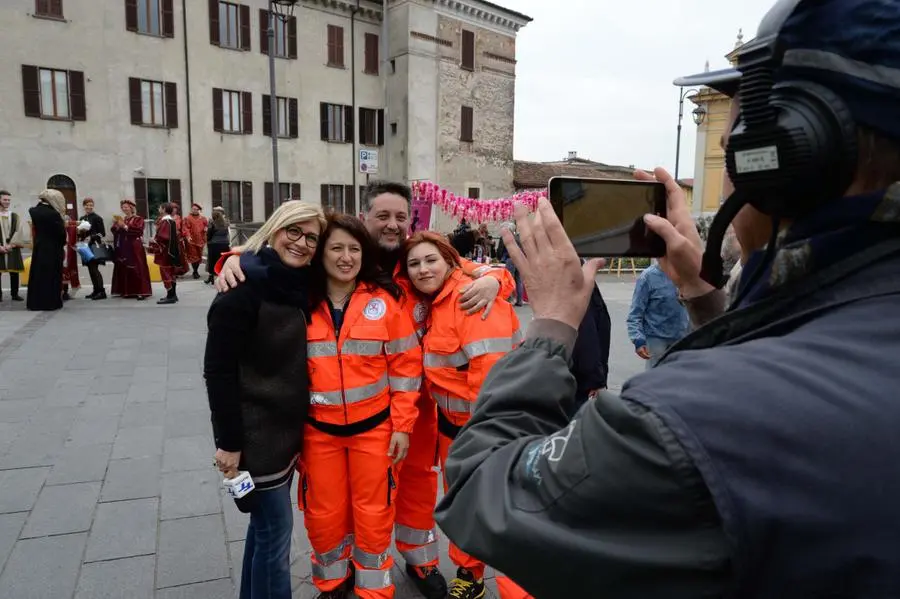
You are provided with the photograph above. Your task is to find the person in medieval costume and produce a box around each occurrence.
[171,204,190,277]
[62,215,82,300]
[0,190,26,302]
[154,202,181,305]
[182,203,208,279]
[111,198,152,300]
[26,189,66,311]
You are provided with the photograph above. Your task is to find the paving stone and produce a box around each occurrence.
[0,467,50,513]
[0,422,20,454]
[0,399,38,424]
[111,425,164,459]
[44,384,91,407]
[135,352,167,366]
[57,371,98,387]
[76,394,127,420]
[167,372,204,390]
[126,383,167,404]
[133,365,168,384]
[121,401,166,428]
[165,409,213,439]
[46,443,112,485]
[0,533,87,599]
[101,456,161,502]
[222,495,249,542]
[155,578,236,599]
[166,389,207,412]
[157,515,229,589]
[229,539,244,587]
[161,468,221,520]
[85,498,158,562]
[74,555,155,599]
[0,512,27,572]
[102,360,137,375]
[94,375,134,394]
[162,435,213,472]
[0,431,67,468]
[168,357,201,374]
[21,481,101,538]
[106,348,137,362]
[66,416,120,447]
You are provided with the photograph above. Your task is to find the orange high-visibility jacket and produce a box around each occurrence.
[306,284,422,433]
[421,269,522,428]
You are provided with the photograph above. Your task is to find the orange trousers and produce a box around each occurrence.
[496,575,534,598]
[394,392,440,568]
[438,429,485,580]
[300,420,396,598]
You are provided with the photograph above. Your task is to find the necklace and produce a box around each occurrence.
[328,288,354,307]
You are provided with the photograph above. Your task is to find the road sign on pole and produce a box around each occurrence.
[359,149,379,174]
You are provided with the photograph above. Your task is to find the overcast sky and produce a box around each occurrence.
[511,0,774,179]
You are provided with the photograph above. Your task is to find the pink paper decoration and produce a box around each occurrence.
[411,181,544,223]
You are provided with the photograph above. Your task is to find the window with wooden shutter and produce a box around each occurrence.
[164,82,177,128]
[327,25,344,67]
[134,177,148,217]
[35,0,64,18]
[289,98,298,138]
[241,181,253,221]
[69,70,86,121]
[344,185,355,215]
[287,16,297,59]
[264,182,274,218]
[359,107,378,146]
[212,88,223,132]
[320,184,329,210]
[125,0,138,31]
[321,103,350,143]
[460,105,474,142]
[22,66,41,118]
[262,94,271,136]
[461,29,475,70]
[211,180,223,208]
[216,1,243,49]
[377,109,385,146]
[131,0,164,36]
[239,4,251,50]
[467,187,480,199]
[343,105,354,143]
[241,91,252,134]
[161,0,174,36]
[364,33,379,75]
[259,9,269,55]
[128,77,142,124]
[208,0,219,45]
[169,179,182,209]
[290,183,301,201]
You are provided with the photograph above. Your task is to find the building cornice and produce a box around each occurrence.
[299,0,382,20]
[433,0,532,36]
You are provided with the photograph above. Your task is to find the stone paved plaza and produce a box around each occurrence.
[0,269,644,598]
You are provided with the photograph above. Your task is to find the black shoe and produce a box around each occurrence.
[62,292,71,301]
[448,568,485,599]
[11,295,23,302]
[86,291,97,299]
[157,296,178,305]
[405,563,448,599]
[192,272,201,279]
[91,291,107,300]
[136,296,147,301]
[315,573,354,599]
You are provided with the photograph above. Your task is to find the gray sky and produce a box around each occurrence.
[511,0,774,179]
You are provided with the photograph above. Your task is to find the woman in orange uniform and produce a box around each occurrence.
[302,213,422,599]
[399,231,522,599]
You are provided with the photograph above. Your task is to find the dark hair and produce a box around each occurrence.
[309,212,403,308]
[82,197,94,206]
[362,180,411,213]
[0,190,10,197]
[162,202,177,215]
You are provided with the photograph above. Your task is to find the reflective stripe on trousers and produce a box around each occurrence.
[423,329,524,368]
[395,524,439,566]
[356,567,392,590]
[432,391,472,414]
[311,533,354,581]
[310,374,389,406]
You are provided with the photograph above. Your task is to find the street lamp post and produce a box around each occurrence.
[268,1,297,209]
[674,86,707,181]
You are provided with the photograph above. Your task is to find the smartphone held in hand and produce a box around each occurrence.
[548,176,667,258]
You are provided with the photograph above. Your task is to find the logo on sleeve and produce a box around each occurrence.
[363,298,387,321]
[413,301,428,324]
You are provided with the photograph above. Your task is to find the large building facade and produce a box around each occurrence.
[0,0,530,231]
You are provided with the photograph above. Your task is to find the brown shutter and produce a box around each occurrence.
[208,0,219,45]
[51,0,63,17]
[241,91,252,134]
[22,65,41,117]
[290,183,301,201]
[289,98,298,138]
[211,180,223,208]
[288,16,297,59]
[364,33,378,74]
[461,105,473,142]
[129,77,143,124]
[343,105,353,143]
[241,181,253,222]
[125,0,138,31]
[164,81,178,128]
[264,182,274,218]
[336,26,344,67]
[134,178,148,217]
[239,4,251,51]
[320,103,328,140]
[320,184,329,210]
[212,87,223,132]
[259,9,269,55]
[357,107,364,144]
[262,94,271,136]
[461,29,475,70]
[169,179,182,209]
[377,109,385,146]
[69,71,86,121]
[344,185,355,215]
[162,0,175,37]
[326,25,334,65]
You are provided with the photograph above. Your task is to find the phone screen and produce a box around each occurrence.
[548,176,667,258]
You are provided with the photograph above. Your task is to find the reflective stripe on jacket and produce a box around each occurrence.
[306,284,422,432]
[422,269,521,427]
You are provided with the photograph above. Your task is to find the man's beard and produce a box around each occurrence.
[378,245,402,273]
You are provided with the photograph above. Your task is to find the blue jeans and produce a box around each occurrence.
[646,337,678,370]
[240,476,294,599]
[505,261,524,304]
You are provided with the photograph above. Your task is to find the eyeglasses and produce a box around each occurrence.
[284,225,319,248]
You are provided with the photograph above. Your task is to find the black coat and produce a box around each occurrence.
[570,285,611,407]
[26,203,65,311]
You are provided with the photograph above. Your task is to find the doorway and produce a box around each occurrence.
[46,174,78,221]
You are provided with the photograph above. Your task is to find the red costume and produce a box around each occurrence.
[172,214,189,275]
[62,220,81,291]
[111,215,152,298]
[153,216,181,290]
[182,213,208,266]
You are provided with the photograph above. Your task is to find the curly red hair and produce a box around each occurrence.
[399,231,462,280]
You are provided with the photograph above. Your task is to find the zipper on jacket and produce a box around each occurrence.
[301,474,308,510]
[387,467,395,507]
[336,324,349,425]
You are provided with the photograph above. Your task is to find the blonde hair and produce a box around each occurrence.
[39,189,67,217]
[243,200,326,254]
